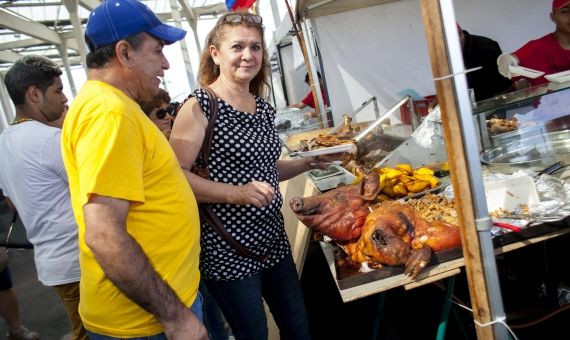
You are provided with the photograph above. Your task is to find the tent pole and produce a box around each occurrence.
[419,0,508,339]
[283,0,324,129]
[301,19,327,127]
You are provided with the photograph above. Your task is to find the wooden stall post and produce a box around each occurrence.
[419,0,506,339]
[284,0,325,129]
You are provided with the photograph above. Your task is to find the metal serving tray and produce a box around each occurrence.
[490,115,570,147]
[481,129,570,173]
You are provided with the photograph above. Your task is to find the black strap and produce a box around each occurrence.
[200,205,268,262]
[200,87,219,171]
[198,87,268,262]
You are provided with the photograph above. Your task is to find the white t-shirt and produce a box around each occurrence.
[0,121,80,286]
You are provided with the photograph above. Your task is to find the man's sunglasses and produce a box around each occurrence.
[155,102,179,119]
[221,14,263,25]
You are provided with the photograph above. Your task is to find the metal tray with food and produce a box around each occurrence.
[293,143,357,157]
[489,114,570,147]
[481,129,570,173]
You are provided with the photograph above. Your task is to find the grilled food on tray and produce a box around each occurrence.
[487,117,518,135]
[289,173,461,278]
[406,193,457,226]
[297,114,358,151]
[346,201,461,278]
[351,164,441,199]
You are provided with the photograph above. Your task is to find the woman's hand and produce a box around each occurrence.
[230,181,276,208]
[307,153,345,170]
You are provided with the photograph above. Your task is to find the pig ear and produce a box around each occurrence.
[360,172,381,201]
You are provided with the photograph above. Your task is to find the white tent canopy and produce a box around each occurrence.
[287,0,552,126]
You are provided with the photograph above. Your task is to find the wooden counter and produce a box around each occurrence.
[321,225,570,303]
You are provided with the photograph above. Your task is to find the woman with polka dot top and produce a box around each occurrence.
[170,11,332,340]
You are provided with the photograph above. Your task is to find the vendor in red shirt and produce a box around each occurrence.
[289,72,328,118]
[497,0,570,86]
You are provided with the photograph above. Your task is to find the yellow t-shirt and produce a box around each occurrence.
[61,80,200,337]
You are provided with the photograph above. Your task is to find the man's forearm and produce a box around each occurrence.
[84,199,190,326]
[93,232,187,323]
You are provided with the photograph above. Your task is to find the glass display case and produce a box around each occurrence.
[473,82,570,148]
[472,82,570,173]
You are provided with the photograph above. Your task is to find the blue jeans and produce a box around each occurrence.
[87,292,203,340]
[200,281,231,340]
[205,253,311,340]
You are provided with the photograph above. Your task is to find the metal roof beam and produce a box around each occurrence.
[63,0,88,71]
[0,9,63,45]
[79,0,100,11]
[177,0,197,21]
[0,2,61,7]
[0,38,46,50]
[0,50,24,63]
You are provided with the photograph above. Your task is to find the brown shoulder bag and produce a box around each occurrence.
[192,87,268,262]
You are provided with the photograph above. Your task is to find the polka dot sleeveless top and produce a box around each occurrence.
[189,88,291,281]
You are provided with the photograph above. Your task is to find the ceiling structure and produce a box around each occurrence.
[0,0,231,129]
[0,0,228,70]
[295,0,396,19]
[0,0,288,129]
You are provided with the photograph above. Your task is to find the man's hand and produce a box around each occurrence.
[162,310,208,340]
[497,53,518,79]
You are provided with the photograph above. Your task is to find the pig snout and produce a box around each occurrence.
[289,197,305,213]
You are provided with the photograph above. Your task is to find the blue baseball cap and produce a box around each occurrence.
[85,0,186,51]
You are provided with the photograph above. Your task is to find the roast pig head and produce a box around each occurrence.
[289,172,381,241]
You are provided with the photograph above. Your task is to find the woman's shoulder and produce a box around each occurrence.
[182,88,207,102]
[256,96,276,113]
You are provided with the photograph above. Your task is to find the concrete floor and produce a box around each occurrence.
[1,248,70,340]
[4,237,569,340]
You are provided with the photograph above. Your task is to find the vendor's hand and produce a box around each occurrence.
[304,112,317,120]
[230,181,276,208]
[497,53,518,79]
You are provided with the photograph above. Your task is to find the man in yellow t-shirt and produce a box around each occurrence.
[61,0,205,338]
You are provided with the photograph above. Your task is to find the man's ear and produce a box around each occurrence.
[26,85,42,104]
[115,40,132,66]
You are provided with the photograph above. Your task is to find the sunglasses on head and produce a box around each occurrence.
[221,13,263,25]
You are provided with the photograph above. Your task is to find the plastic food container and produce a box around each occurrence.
[484,175,539,213]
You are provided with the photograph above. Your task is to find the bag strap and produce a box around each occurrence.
[198,87,268,262]
[200,205,268,262]
[200,87,219,169]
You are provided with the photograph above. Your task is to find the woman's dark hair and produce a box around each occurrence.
[4,55,62,105]
[86,33,145,69]
[140,89,171,115]
[198,11,270,98]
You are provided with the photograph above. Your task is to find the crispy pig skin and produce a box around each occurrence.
[289,172,380,241]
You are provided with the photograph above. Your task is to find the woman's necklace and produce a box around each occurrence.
[11,118,34,125]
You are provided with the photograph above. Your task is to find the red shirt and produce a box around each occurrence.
[301,89,328,109]
[514,33,570,86]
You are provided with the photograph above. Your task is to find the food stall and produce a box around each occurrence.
[273,0,570,339]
